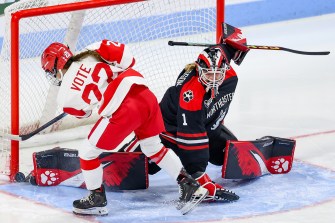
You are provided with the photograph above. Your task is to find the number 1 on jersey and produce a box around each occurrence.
[182,113,188,126]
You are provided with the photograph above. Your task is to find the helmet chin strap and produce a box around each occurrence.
[56,69,64,86]
[58,69,64,79]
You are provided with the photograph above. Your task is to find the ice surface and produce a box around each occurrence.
[0,10,335,223]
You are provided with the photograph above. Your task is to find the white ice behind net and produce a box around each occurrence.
[0,0,217,176]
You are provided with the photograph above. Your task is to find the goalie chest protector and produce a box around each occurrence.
[30,147,148,190]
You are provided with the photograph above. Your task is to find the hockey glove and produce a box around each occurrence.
[220,23,250,65]
[96,39,135,69]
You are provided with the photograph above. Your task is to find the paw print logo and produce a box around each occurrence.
[40,170,59,185]
[271,158,289,173]
[183,90,194,102]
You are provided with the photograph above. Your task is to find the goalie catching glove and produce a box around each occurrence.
[220,23,250,65]
[193,172,239,202]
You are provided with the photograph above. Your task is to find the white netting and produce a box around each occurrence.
[0,0,218,177]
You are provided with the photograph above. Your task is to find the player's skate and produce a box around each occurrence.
[73,185,108,216]
[213,185,239,201]
[193,172,239,202]
[176,168,209,215]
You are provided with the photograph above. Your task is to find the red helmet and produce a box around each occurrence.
[41,42,73,85]
[196,46,229,98]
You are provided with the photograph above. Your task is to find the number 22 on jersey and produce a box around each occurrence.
[81,63,114,104]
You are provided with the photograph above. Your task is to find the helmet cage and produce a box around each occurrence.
[196,47,230,96]
[198,65,227,92]
[41,42,73,86]
[45,58,63,86]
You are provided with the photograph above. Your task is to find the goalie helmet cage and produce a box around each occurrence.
[0,0,225,181]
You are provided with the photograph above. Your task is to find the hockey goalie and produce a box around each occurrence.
[152,22,296,201]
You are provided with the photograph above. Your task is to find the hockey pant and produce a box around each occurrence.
[208,125,237,166]
[156,124,237,175]
[79,86,183,189]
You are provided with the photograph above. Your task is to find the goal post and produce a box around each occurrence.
[0,0,225,181]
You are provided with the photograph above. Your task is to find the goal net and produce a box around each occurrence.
[0,0,223,180]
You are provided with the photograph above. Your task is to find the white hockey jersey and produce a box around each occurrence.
[57,40,147,118]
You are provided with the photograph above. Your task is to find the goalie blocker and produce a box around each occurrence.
[30,147,148,190]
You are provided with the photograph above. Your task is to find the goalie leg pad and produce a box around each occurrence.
[222,136,296,179]
[31,147,148,190]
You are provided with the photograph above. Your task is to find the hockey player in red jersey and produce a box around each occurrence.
[158,26,250,202]
[40,39,208,216]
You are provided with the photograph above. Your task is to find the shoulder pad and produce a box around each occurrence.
[179,76,206,111]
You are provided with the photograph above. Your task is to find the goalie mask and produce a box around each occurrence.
[41,42,73,86]
[196,47,229,98]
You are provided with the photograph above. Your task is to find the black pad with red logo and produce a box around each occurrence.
[222,136,296,179]
[31,147,148,190]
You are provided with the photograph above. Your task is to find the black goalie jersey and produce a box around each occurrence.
[159,66,238,174]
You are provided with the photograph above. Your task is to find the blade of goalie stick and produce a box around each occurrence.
[0,113,67,141]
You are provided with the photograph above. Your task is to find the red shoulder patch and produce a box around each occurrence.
[179,76,206,111]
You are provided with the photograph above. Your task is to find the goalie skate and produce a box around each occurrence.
[176,168,209,215]
[212,187,239,202]
[194,172,239,202]
[73,185,108,216]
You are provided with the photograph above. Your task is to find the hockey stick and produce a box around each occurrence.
[0,112,67,141]
[247,45,330,55]
[168,41,330,56]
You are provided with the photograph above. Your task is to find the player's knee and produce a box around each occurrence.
[209,144,225,166]
[138,135,162,157]
[78,138,103,160]
[209,156,224,166]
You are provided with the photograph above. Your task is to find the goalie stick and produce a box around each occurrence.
[168,41,330,56]
[0,113,67,141]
